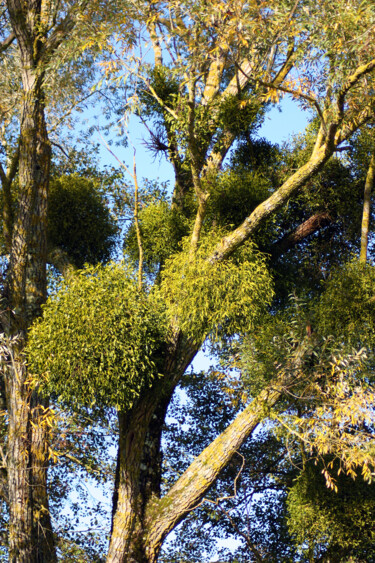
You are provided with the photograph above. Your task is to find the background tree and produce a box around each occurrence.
[26,1,375,562]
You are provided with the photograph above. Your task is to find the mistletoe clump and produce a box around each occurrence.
[28,263,168,410]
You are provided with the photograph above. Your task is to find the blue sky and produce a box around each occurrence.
[92,94,310,188]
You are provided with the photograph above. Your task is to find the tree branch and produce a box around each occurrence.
[336,58,375,119]
[208,132,336,264]
[145,379,285,556]
[0,31,16,53]
[271,211,332,259]
[47,248,75,277]
[40,0,90,59]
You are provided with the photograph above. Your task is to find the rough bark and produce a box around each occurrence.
[5,347,34,563]
[3,2,55,559]
[107,335,199,563]
[108,352,288,563]
[4,78,56,560]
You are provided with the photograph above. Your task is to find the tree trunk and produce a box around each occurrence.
[5,348,34,562]
[4,64,56,561]
[107,335,198,562]
[360,152,375,263]
[108,361,286,562]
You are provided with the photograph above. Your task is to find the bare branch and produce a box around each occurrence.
[50,141,69,158]
[360,152,375,263]
[337,58,375,119]
[0,31,15,53]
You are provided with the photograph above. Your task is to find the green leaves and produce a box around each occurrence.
[161,234,273,343]
[287,461,375,560]
[27,263,168,410]
[315,260,375,348]
[124,199,190,273]
[48,175,118,268]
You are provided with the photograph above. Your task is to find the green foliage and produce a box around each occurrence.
[315,260,375,348]
[207,168,272,230]
[240,281,375,479]
[240,295,317,394]
[124,200,190,273]
[216,95,263,137]
[287,461,375,561]
[27,263,168,410]
[139,65,180,118]
[161,234,273,343]
[48,174,118,267]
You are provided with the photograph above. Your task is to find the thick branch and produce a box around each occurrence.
[271,211,332,259]
[147,19,163,66]
[0,143,19,251]
[202,53,228,105]
[0,31,16,53]
[145,381,284,556]
[209,133,336,263]
[5,0,30,62]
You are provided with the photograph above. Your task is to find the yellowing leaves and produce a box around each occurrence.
[264,87,282,103]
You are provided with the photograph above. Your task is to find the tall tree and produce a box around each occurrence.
[0,1,131,559]
[108,2,375,560]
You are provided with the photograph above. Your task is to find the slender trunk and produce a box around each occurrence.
[4,71,56,561]
[360,152,375,263]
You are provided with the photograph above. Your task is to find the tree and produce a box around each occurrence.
[0,1,131,560]
[27,0,375,561]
